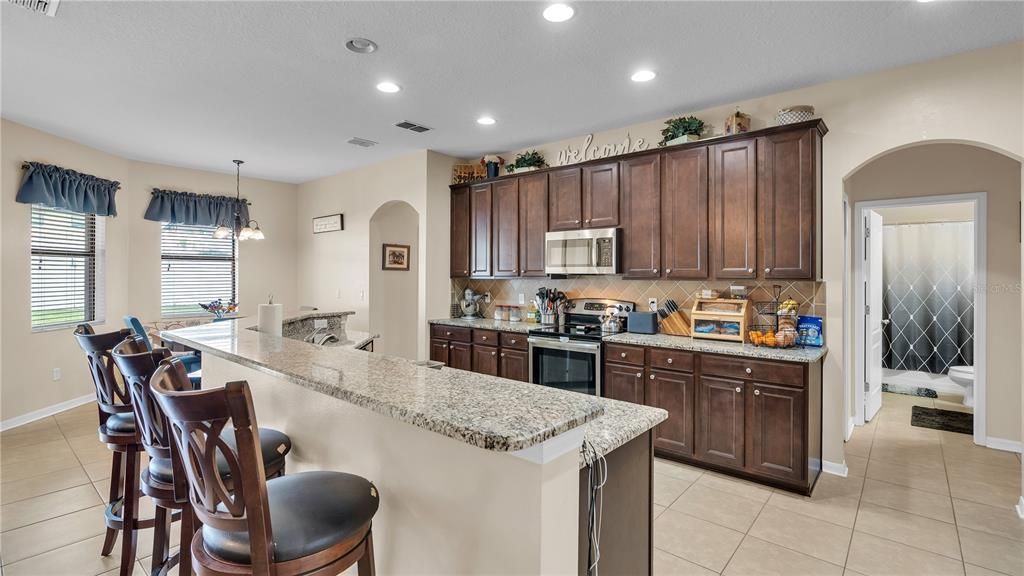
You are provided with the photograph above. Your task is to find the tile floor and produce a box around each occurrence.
[1,394,1021,575]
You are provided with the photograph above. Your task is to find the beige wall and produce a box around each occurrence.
[846,144,1021,442]
[500,41,1024,464]
[369,201,419,359]
[1,120,299,422]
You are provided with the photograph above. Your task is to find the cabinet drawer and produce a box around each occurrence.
[701,354,804,387]
[605,343,645,366]
[430,324,472,342]
[473,329,499,346]
[649,348,694,372]
[499,332,528,350]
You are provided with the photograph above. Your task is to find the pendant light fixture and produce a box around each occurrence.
[213,160,264,241]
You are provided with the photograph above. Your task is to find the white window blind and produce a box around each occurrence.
[160,223,237,317]
[30,205,105,330]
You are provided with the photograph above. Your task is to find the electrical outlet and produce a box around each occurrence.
[648,298,658,312]
[518,293,525,305]
[52,368,61,381]
[484,292,492,303]
[314,319,328,329]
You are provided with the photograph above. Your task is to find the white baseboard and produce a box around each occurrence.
[0,394,94,432]
[1017,496,1024,520]
[822,460,849,478]
[984,437,1023,454]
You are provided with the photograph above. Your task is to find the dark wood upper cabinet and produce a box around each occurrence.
[759,129,818,279]
[662,147,709,279]
[646,369,694,458]
[710,139,757,279]
[549,167,583,231]
[470,183,492,277]
[582,161,620,228]
[519,173,549,277]
[604,363,645,405]
[450,186,471,278]
[492,178,520,277]
[746,382,805,483]
[499,348,529,382]
[696,375,745,469]
[620,154,661,279]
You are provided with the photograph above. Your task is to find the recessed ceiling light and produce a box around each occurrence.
[916,0,934,3]
[477,116,496,126]
[376,81,401,93]
[346,38,378,54]
[543,3,574,22]
[631,70,656,83]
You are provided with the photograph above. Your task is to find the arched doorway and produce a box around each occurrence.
[369,201,420,360]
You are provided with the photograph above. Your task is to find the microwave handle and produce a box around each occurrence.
[591,237,599,267]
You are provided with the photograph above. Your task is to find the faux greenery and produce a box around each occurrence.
[659,115,705,146]
[513,150,546,169]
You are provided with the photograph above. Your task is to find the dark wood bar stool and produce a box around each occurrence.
[73,324,155,576]
[150,358,379,576]
[112,335,294,576]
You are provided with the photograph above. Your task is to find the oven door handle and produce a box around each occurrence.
[527,337,601,353]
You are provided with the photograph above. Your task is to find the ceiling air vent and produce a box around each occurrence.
[395,121,432,133]
[346,137,377,148]
[6,0,59,16]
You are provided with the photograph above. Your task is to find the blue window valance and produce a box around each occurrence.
[144,189,249,227]
[16,162,120,216]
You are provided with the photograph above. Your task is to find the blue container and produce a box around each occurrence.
[797,316,824,347]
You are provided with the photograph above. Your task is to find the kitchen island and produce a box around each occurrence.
[162,318,665,575]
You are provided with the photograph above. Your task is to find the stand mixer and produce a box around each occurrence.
[459,288,486,319]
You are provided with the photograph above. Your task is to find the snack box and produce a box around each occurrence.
[796,315,824,347]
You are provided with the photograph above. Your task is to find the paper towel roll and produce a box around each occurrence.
[258,304,283,337]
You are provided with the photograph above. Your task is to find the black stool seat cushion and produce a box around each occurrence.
[203,471,379,564]
[104,413,136,434]
[148,427,292,484]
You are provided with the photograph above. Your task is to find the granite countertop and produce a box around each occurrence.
[429,317,550,334]
[161,320,606,453]
[603,332,827,363]
[579,398,667,469]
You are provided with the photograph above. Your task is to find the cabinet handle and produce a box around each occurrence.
[464,270,468,274]
[650,374,655,380]
[653,268,659,274]
[446,331,452,336]
[666,358,673,364]
[621,352,627,358]
[747,268,754,274]
[513,269,518,273]
[735,387,742,393]
[666,268,672,274]
[585,219,591,224]
[636,372,643,378]
[765,267,772,273]
[754,389,761,396]
[510,339,517,344]
[745,367,752,374]
[442,344,448,349]
[500,353,505,357]
[481,336,487,341]
[491,351,496,356]
[574,219,581,224]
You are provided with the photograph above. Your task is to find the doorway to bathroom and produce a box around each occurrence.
[854,194,985,443]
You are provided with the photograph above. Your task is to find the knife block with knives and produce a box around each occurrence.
[657,299,691,336]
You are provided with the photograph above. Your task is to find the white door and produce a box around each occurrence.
[865,210,884,420]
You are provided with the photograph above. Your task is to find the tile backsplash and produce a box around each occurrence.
[451,277,825,323]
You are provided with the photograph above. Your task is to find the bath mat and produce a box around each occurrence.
[911,406,973,435]
[882,382,938,398]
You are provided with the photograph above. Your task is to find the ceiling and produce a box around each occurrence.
[3,1,1022,184]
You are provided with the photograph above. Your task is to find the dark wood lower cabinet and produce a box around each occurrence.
[604,363,645,404]
[747,382,806,483]
[448,342,472,371]
[646,369,694,458]
[473,345,499,376]
[429,339,449,364]
[499,348,529,382]
[696,375,746,469]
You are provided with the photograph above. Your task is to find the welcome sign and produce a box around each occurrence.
[554,132,651,166]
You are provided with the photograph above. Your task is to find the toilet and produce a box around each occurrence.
[947,366,975,407]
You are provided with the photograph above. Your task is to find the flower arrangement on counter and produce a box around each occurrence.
[198,299,238,319]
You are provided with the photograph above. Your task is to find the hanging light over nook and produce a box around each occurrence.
[213,160,264,241]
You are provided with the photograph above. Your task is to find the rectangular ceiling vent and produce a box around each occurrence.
[346,137,377,148]
[6,0,59,16]
[395,121,432,133]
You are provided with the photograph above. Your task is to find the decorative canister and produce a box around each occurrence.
[776,105,815,125]
[725,109,750,134]
[509,306,522,323]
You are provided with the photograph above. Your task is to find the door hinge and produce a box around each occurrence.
[863,216,870,259]
[865,304,870,315]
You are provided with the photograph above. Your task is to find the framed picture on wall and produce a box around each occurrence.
[382,244,410,271]
[313,213,344,234]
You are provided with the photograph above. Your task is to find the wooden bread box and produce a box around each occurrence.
[690,298,751,343]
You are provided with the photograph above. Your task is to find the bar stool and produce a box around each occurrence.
[150,358,379,576]
[111,335,294,576]
[73,325,154,576]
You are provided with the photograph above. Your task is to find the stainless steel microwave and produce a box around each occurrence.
[544,228,621,275]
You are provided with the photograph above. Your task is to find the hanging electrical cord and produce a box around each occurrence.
[582,439,609,576]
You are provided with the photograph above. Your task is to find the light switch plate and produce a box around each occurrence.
[314,319,328,329]
[518,293,525,305]
[648,298,658,312]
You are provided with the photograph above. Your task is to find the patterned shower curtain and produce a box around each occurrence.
[882,222,974,374]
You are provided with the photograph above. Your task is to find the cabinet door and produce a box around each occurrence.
[549,167,582,231]
[429,339,450,365]
[662,147,709,279]
[759,129,817,279]
[472,345,499,376]
[450,186,471,278]
[582,162,620,228]
[710,139,757,279]
[747,382,806,483]
[519,173,549,276]
[646,369,695,458]
[604,363,644,404]
[620,154,661,278]
[696,375,745,469]
[492,178,520,277]
[470,183,493,277]
[448,342,472,371]
[499,348,529,382]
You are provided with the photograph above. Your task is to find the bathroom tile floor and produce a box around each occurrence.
[1,394,1021,575]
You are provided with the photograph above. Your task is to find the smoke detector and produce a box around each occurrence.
[346,137,378,148]
[395,121,432,133]
[6,0,59,16]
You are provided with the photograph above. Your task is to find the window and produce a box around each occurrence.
[161,223,237,317]
[30,205,105,330]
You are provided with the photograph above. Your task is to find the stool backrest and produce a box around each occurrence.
[111,336,173,461]
[73,324,135,424]
[150,359,274,571]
